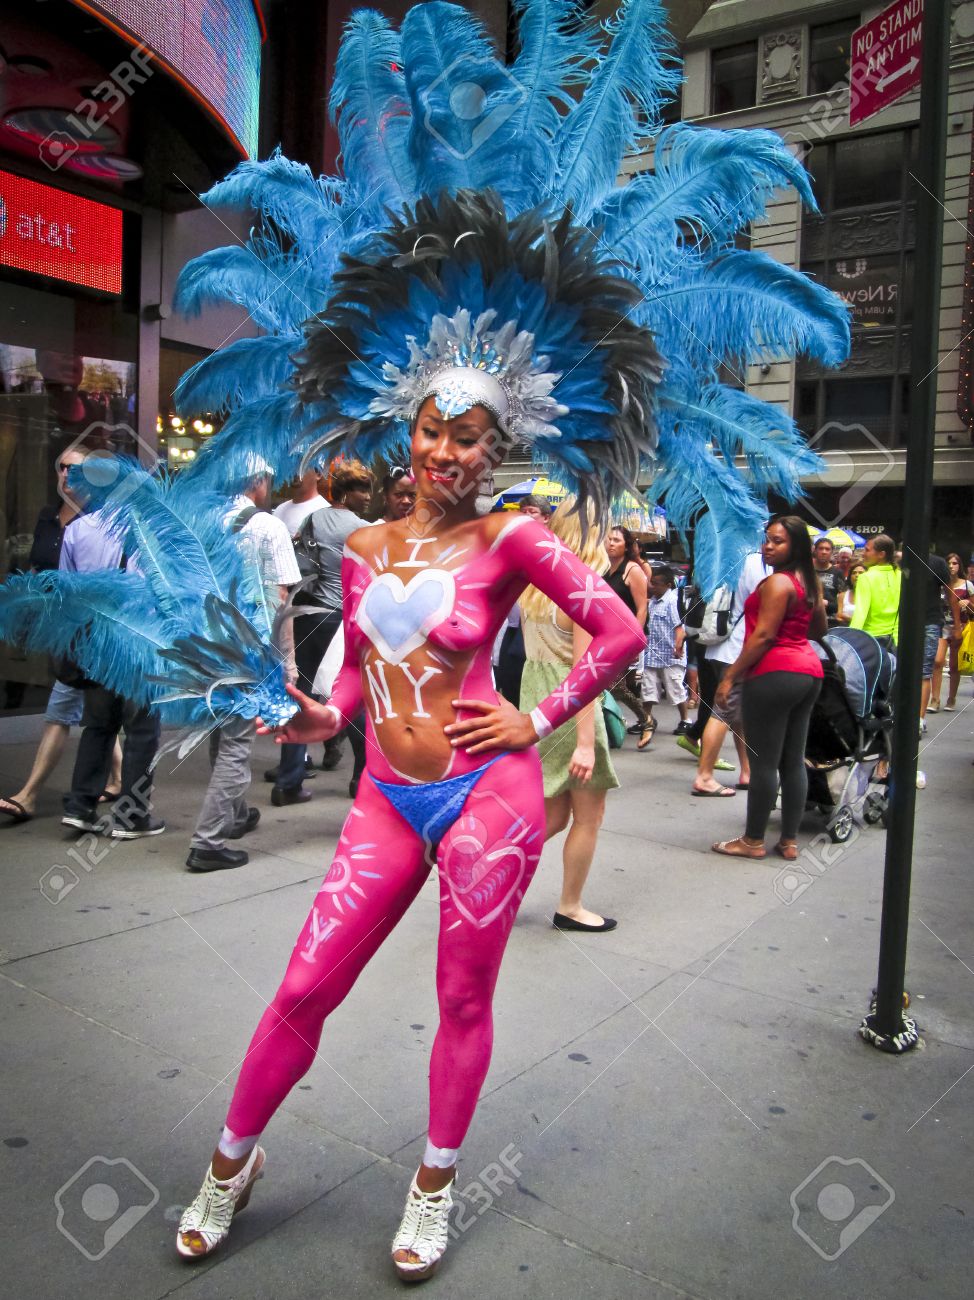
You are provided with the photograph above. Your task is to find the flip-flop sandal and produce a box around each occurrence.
[636,725,656,751]
[98,789,122,804]
[711,839,766,859]
[691,786,736,797]
[735,782,749,790]
[773,842,798,860]
[0,797,32,824]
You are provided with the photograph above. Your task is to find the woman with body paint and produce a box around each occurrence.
[175,193,654,1278]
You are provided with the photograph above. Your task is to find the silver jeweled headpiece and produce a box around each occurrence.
[368,308,569,439]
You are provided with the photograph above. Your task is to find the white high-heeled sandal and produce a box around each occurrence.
[391,1173,454,1281]
[176,1145,265,1259]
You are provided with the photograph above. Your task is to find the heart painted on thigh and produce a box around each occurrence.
[441,840,527,929]
[356,569,455,663]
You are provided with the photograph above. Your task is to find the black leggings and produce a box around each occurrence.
[742,673,821,842]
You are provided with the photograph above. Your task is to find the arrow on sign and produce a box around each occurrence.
[876,56,919,92]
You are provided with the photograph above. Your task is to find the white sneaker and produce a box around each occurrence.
[916,771,927,790]
[919,718,927,734]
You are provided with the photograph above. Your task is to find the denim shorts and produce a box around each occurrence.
[922,622,942,678]
[710,662,744,729]
[44,679,85,726]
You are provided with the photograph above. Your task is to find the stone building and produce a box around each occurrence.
[625,0,974,550]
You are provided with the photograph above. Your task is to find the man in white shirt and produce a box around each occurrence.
[59,509,164,838]
[186,472,301,872]
[686,551,769,797]
[272,469,330,536]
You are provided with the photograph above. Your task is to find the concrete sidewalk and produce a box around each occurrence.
[1,692,972,1299]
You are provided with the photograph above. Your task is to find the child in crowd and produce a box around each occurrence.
[639,566,691,749]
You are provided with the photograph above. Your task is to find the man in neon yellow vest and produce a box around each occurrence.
[850,534,902,645]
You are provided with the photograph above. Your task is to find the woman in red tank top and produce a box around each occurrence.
[712,517,827,861]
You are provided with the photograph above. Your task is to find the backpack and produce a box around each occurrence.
[229,503,258,533]
[684,584,735,647]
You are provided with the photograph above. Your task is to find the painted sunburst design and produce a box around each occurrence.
[301,808,386,964]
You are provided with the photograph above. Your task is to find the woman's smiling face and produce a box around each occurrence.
[410,398,503,506]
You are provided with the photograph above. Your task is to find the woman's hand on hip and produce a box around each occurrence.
[257,683,342,744]
[445,697,539,755]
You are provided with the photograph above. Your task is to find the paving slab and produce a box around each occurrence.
[0,975,379,1300]
[1,687,973,1298]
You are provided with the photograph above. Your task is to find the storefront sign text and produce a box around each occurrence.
[0,168,122,293]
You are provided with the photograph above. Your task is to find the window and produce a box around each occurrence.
[796,130,916,451]
[808,19,857,96]
[802,128,918,213]
[833,132,910,209]
[824,252,912,329]
[710,42,758,114]
[660,87,682,127]
[797,377,910,447]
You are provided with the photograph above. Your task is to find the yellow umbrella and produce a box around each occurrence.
[822,525,866,548]
[492,476,567,509]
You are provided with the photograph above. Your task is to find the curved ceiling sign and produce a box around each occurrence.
[70,0,264,158]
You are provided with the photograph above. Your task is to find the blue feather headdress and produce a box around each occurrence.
[172,0,850,590]
[0,459,298,735]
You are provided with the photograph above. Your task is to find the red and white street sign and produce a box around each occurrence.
[850,0,923,127]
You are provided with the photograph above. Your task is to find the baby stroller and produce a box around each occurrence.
[805,627,896,843]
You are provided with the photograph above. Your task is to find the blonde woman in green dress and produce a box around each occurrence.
[520,499,626,933]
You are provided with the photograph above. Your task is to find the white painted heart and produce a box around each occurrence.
[356,568,456,664]
[441,840,527,929]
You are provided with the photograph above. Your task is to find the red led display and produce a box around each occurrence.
[0,168,122,294]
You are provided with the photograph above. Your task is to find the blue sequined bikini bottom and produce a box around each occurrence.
[371,755,504,845]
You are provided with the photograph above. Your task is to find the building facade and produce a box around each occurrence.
[627,0,974,552]
[0,0,264,702]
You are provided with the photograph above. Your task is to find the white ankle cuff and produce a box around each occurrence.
[423,1140,459,1169]
[218,1126,260,1160]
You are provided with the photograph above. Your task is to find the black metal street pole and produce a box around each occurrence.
[860,0,952,1053]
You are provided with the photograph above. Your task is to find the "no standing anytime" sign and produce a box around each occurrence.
[850,0,923,127]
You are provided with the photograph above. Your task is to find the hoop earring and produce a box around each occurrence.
[474,468,495,516]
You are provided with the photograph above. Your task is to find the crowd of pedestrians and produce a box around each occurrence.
[3,454,973,916]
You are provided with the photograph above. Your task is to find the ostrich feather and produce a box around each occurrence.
[554,0,681,220]
[510,0,598,144]
[659,381,821,500]
[330,10,418,214]
[0,570,166,706]
[643,249,851,373]
[400,2,549,207]
[649,428,767,596]
[174,335,299,418]
[173,243,323,334]
[203,150,348,251]
[65,459,245,614]
[601,125,817,279]
[176,393,310,495]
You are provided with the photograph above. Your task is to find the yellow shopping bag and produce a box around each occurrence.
[958,622,974,676]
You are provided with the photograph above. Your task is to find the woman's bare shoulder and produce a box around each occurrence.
[345,520,390,562]
[760,572,798,597]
